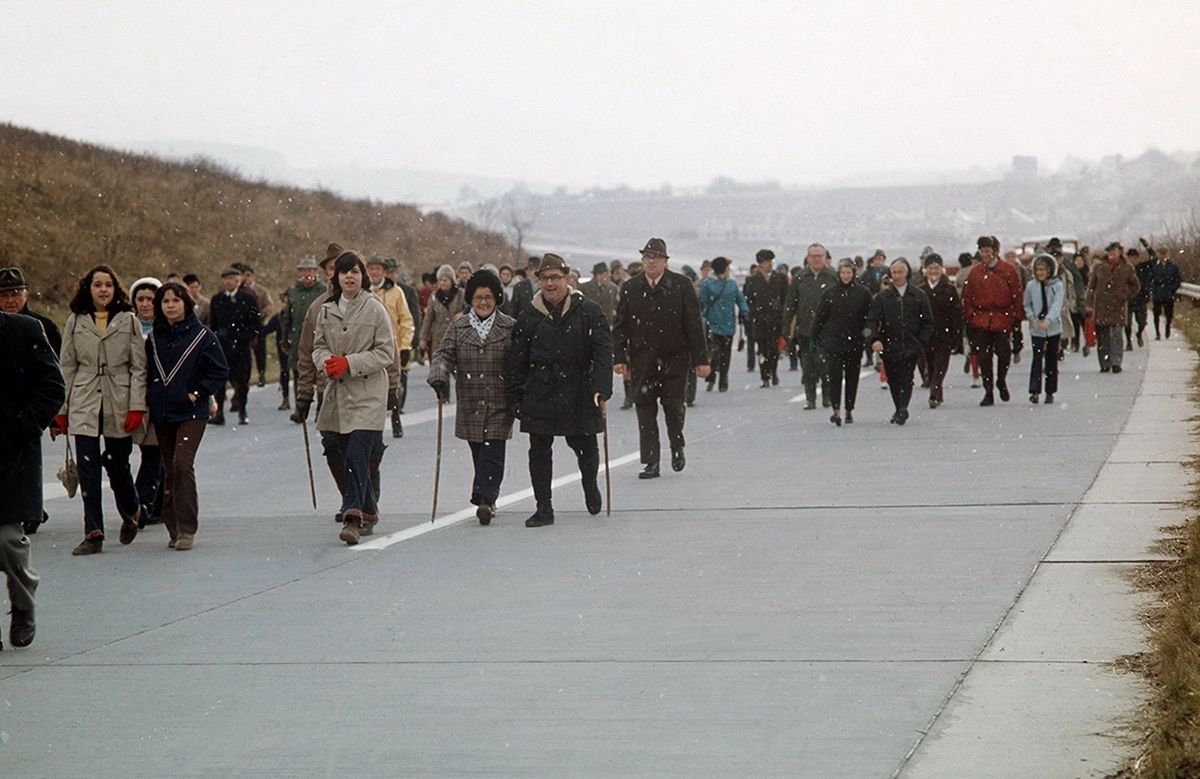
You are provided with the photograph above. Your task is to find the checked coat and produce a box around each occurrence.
[427,312,516,442]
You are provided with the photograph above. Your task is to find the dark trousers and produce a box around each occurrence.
[787,338,799,370]
[1070,311,1086,348]
[469,439,507,505]
[278,350,290,398]
[216,381,248,417]
[75,433,139,539]
[824,351,860,411]
[745,321,756,371]
[320,430,385,502]
[135,444,163,515]
[1097,324,1125,369]
[1153,300,1175,337]
[1126,301,1148,341]
[254,335,267,376]
[883,354,917,413]
[755,338,778,382]
[340,430,382,519]
[635,397,686,464]
[1028,335,1060,395]
[707,334,732,389]
[155,420,207,538]
[527,433,598,511]
[798,338,826,403]
[924,345,952,403]
[1010,319,1024,356]
[400,369,409,411]
[969,327,1011,395]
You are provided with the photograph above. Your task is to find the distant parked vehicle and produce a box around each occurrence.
[1020,237,1079,257]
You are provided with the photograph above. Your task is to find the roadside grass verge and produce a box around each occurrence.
[1113,307,1200,778]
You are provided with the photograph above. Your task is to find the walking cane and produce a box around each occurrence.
[601,398,611,516]
[431,396,443,523]
[301,419,317,510]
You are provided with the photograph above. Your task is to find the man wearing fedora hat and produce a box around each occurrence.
[507,253,613,527]
[279,255,327,412]
[612,238,710,479]
[578,262,619,324]
[0,268,62,357]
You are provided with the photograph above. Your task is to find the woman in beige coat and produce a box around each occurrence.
[313,251,396,546]
[418,264,464,362]
[52,265,149,555]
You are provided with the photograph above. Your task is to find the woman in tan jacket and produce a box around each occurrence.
[313,252,397,546]
[418,264,464,362]
[52,265,149,555]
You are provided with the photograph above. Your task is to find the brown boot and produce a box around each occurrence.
[339,518,361,545]
[174,533,194,551]
[72,538,103,556]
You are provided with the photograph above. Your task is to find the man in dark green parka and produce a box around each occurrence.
[507,254,613,527]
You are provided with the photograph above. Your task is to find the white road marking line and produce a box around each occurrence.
[352,451,643,551]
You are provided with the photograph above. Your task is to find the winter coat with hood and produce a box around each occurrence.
[145,312,230,425]
[811,277,873,356]
[1085,258,1141,327]
[866,283,934,361]
[60,309,148,438]
[962,259,1023,333]
[313,292,397,434]
[1024,274,1065,339]
[428,311,516,442]
[507,290,613,437]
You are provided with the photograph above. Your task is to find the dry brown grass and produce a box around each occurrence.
[0,123,513,314]
[1110,306,1200,778]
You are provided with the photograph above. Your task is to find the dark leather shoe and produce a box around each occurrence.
[525,509,554,527]
[997,383,1010,402]
[476,503,495,526]
[10,606,34,648]
[638,463,660,479]
[1112,365,1123,374]
[118,519,139,545]
[670,448,685,472]
[980,394,995,407]
[208,414,225,426]
[895,408,909,426]
[844,410,854,424]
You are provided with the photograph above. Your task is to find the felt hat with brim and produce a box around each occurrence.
[297,255,319,270]
[384,258,399,271]
[592,262,609,275]
[536,254,569,277]
[367,255,387,267]
[640,237,669,258]
[0,267,29,291]
[220,267,240,278]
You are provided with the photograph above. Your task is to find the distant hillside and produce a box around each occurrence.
[0,123,514,308]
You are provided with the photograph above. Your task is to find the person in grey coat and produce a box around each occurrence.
[429,271,516,525]
[0,309,65,649]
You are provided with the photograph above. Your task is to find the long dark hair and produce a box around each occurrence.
[68,265,132,315]
[328,251,368,303]
[153,282,196,323]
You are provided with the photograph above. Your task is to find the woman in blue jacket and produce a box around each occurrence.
[698,256,749,393]
[145,282,229,550]
[1024,255,1064,405]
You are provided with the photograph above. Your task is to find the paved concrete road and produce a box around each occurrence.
[5,339,1184,777]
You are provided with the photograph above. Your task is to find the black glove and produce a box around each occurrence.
[400,350,410,368]
[430,380,449,401]
[387,389,400,410]
[293,398,312,421]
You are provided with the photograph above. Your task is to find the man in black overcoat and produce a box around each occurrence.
[612,238,710,479]
[507,254,613,527]
[209,266,260,425]
[0,309,65,649]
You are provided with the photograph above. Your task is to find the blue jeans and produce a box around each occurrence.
[339,431,382,519]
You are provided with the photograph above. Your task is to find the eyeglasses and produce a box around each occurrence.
[539,274,566,282]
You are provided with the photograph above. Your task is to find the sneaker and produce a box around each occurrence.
[174,533,194,551]
[72,538,102,556]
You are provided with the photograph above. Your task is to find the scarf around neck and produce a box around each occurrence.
[467,308,496,341]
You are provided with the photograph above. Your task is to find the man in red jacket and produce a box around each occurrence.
[961,235,1022,406]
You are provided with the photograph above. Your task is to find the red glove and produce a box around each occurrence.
[324,355,350,379]
[124,410,145,433]
[53,415,68,435]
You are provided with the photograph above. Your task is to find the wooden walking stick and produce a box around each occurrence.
[431,396,444,522]
[301,419,317,510]
[601,398,611,516]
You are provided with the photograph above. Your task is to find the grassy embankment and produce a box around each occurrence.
[1115,230,1200,778]
[0,122,514,327]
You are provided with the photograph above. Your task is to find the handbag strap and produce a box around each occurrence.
[64,438,73,466]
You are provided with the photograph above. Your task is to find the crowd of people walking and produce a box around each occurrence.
[0,231,1186,650]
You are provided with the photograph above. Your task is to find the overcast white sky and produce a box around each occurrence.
[7,0,1199,189]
